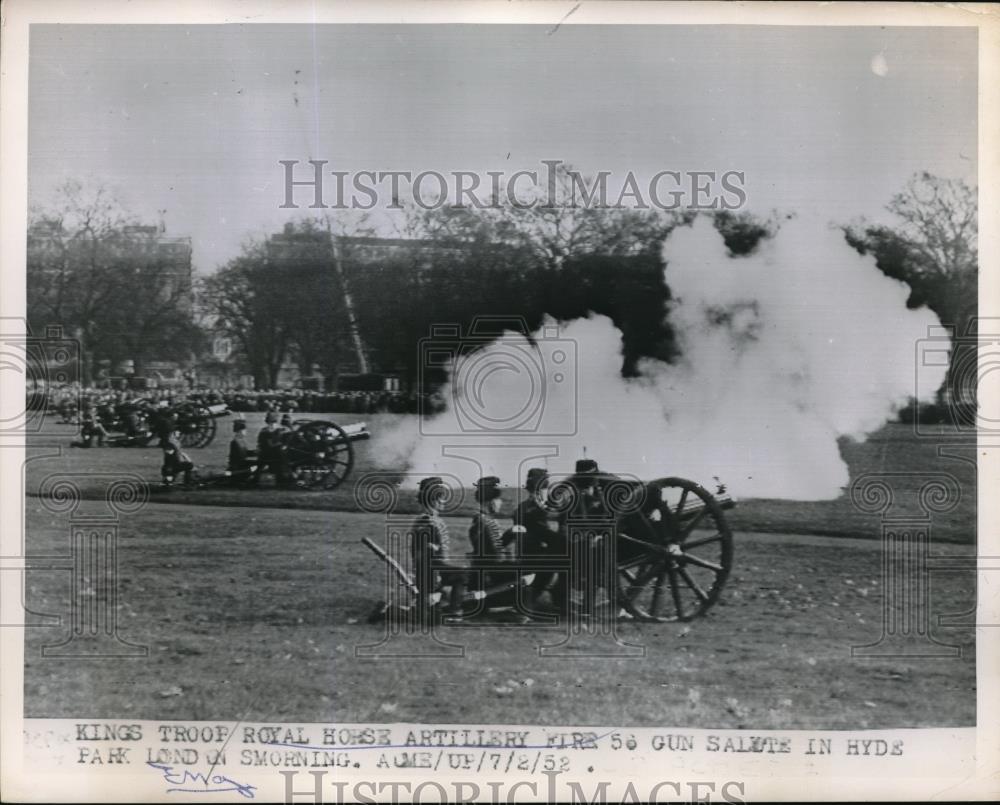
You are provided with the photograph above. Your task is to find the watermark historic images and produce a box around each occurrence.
[279,160,748,211]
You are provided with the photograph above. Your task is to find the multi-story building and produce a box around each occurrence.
[264,224,459,386]
[120,224,194,309]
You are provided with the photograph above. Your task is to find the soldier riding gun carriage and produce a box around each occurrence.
[363,461,735,624]
[223,413,368,490]
[84,398,224,448]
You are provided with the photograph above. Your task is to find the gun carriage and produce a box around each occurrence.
[364,474,734,623]
[98,400,224,448]
[278,419,367,490]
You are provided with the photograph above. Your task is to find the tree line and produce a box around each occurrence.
[27,171,977,395]
[197,170,783,389]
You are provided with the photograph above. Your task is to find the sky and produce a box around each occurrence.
[28,24,977,273]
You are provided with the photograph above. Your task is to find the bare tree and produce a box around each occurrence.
[501,164,678,268]
[200,241,291,389]
[28,180,202,382]
[845,173,978,411]
[845,172,977,336]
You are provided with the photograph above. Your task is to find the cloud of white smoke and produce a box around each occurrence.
[371,215,944,500]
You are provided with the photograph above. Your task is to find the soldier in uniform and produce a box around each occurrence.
[512,467,563,613]
[71,405,109,448]
[567,458,609,517]
[561,458,614,617]
[159,426,194,488]
[117,395,151,447]
[409,477,465,616]
[58,393,79,425]
[468,476,515,590]
[512,468,557,554]
[255,411,289,485]
[227,419,257,486]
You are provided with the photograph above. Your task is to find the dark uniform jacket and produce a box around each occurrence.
[513,498,559,556]
[228,434,254,471]
[257,425,285,455]
[161,433,191,472]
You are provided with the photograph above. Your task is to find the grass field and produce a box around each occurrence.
[26,414,977,542]
[24,502,976,728]
[22,414,978,728]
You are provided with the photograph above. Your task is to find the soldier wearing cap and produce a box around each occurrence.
[513,468,556,553]
[118,395,152,447]
[561,458,614,616]
[512,467,563,612]
[71,404,109,448]
[469,477,508,556]
[227,419,257,486]
[566,458,609,518]
[159,426,194,488]
[255,410,289,484]
[468,476,515,592]
[410,477,465,615]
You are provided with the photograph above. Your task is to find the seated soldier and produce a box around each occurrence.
[71,405,108,448]
[409,477,464,616]
[617,481,665,544]
[560,458,614,617]
[468,476,515,589]
[512,467,563,613]
[58,396,79,424]
[159,427,194,488]
[226,419,257,486]
[254,411,289,485]
[115,397,151,447]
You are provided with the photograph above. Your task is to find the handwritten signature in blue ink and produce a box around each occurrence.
[147,761,256,798]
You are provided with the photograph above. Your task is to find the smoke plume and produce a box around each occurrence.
[372,215,944,500]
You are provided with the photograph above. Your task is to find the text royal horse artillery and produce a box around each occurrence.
[363,459,735,624]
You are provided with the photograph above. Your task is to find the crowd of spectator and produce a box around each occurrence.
[28,383,433,422]
[206,388,425,415]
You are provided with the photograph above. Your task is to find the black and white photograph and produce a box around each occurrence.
[1,1,997,802]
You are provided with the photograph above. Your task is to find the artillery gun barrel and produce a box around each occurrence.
[675,492,735,519]
[339,421,371,442]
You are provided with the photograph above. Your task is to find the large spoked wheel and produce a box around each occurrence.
[288,421,354,490]
[175,404,217,448]
[617,477,733,622]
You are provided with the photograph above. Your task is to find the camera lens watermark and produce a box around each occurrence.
[418,317,577,438]
[914,317,1000,437]
[0,319,81,437]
